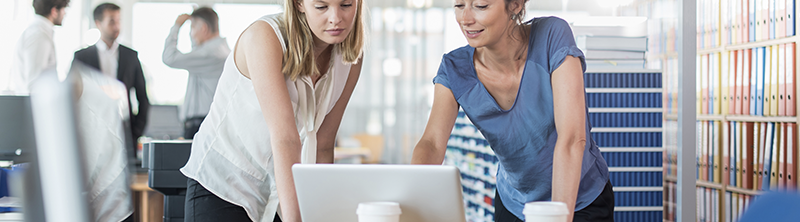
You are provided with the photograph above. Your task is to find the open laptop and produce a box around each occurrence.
[292,164,467,222]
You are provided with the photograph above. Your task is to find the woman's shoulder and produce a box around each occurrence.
[528,16,570,30]
[239,13,286,52]
[441,45,473,67]
[254,13,287,35]
[527,16,573,41]
[256,13,284,25]
[435,45,477,94]
[233,13,286,77]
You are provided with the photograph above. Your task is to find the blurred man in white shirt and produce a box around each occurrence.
[10,0,70,93]
[162,7,230,139]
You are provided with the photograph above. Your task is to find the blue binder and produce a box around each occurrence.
[770,0,776,40]
[756,47,766,116]
[751,48,758,114]
[750,0,757,41]
[789,0,796,36]
[712,54,717,114]
[697,121,702,180]
[708,53,721,114]
[731,122,737,186]
[700,3,705,49]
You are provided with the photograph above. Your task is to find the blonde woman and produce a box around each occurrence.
[179,0,366,221]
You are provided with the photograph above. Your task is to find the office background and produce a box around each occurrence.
[0,0,644,164]
[4,0,799,221]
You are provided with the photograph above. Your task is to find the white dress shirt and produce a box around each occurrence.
[162,25,230,120]
[10,15,56,94]
[95,40,120,78]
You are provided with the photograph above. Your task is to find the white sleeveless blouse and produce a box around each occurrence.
[180,13,351,222]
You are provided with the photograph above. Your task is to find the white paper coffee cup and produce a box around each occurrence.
[356,202,402,222]
[523,201,569,222]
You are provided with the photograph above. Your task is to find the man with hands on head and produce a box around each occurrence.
[162,7,230,139]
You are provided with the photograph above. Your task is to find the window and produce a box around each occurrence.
[1,0,84,91]
[131,3,194,105]
[131,2,282,105]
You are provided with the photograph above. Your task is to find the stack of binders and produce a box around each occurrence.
[581,36,648,70]
[696,120,799,222]
[697,43,796,117]
[585,70,664,222]
[699,0,796,49]
[695,40,799,220]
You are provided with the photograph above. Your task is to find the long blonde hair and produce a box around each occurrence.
[283,0,366,81]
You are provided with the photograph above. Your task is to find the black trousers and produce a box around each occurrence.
[185,178,282,222]
[183,116,205,139]
[494,181,615,222]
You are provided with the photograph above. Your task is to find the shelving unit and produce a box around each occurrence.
[689,0,800,221]
[696,114,798,122]
[586,70,665,222]
[444,113,497,222]
[623,0,799,221]
[696,180,725,190]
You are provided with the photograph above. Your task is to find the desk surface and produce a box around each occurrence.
[131,173,152,191]
[0,212,22,221]
[0,174,157,222]
[133,148,370,185]
[333,147,371,159]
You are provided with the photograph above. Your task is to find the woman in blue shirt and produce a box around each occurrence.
[411,0,613,221]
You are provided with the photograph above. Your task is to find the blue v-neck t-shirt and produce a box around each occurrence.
[433,17,609,219]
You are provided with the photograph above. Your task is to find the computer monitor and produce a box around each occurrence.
[143,105,183,140]
[0,96,36,161]
[292,164,467,222]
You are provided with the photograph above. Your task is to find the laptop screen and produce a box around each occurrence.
[292,164,467,222]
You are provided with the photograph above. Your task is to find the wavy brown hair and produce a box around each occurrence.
[283,0,366,81]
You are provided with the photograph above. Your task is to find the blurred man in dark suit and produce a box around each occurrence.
[74,3,149,157]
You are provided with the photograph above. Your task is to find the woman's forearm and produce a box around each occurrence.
[411,139,446,164]
[272,138,303,222]
[551,138,586,222]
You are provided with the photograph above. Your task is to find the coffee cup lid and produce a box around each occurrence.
[356,202,402,215]
[522,201,569,216]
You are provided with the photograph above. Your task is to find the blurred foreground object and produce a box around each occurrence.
[28,64,91,222]
[738,191,800,222]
